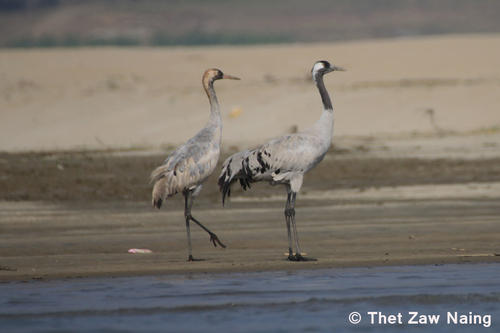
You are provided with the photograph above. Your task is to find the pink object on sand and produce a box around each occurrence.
[128,248,153,254]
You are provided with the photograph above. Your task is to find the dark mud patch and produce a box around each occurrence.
[1,149,499,206]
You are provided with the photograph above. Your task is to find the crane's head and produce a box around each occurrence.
[203,68,240,86]
[311,60,345,78]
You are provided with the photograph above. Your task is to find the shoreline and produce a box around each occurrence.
[2,255,498,283]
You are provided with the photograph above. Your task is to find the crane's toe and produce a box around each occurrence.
[188,255,205,262]
[288,253,317,262]
[209,233,226,248]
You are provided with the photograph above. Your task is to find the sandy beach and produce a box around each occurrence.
[1,34,500,282]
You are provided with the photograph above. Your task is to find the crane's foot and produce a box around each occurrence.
[187,255,204,262]
[288,253,317,262]
[209,233,226,248]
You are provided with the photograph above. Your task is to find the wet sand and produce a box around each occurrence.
[1,189,499,283]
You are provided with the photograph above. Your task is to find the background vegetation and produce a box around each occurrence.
[1,0,500,48]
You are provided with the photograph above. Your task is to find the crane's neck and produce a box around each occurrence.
[204,80,223,142]
[314,74,333,112]
[308,73,334,145]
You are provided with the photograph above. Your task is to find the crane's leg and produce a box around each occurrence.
[284,191,295,261]
[288,191,317,262]
[183,188,226,262]
[183,191,198,261]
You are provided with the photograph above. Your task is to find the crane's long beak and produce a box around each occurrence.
[223,74,241,80]
[332,66,346,71]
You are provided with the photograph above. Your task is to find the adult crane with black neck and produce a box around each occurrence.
[218,60,345,261]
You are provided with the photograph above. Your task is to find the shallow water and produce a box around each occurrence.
[1,263,498,332]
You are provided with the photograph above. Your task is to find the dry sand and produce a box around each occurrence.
[1,34,500,282]
[1,33,500,151]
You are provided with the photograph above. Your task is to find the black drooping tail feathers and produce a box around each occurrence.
[218,150,254,205]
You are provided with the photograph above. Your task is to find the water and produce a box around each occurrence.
[1,263,499,332]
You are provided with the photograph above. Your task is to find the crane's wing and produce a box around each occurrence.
[219,133,328,203]
[151,136,220,208]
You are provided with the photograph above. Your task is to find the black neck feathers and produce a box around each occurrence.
[315,73,333,111]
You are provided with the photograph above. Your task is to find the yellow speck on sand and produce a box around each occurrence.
[229,107,243,119]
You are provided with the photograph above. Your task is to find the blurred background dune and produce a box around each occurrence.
[0,0,499,151]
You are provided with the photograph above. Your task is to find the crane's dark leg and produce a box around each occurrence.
[183,188,226,262]
[183,191,198,261]
[284,192,295,261]
[288,191,317,262]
